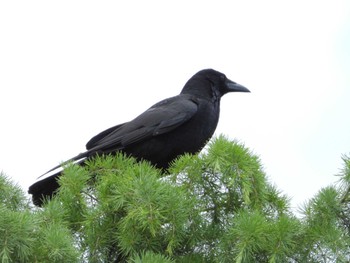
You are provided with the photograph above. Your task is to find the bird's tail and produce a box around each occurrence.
[28,152,88,206]
[28,170,62,206]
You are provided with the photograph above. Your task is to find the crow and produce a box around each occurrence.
[29,69,249,206]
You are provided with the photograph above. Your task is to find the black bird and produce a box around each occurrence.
[29,69,249,206]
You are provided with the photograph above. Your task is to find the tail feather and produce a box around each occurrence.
[28,171,61,206]
[37,152,88,179]
[29,153,88,206]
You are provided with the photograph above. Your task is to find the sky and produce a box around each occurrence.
[1,1,349,210]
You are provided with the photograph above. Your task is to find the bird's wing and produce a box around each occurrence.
[86,96,198,151]
[86,123,124,150]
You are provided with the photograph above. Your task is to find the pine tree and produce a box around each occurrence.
[1,135,350,262]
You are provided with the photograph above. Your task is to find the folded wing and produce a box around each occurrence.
[85,95,199,153]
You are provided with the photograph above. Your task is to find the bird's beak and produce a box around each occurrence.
[226,79,250,93]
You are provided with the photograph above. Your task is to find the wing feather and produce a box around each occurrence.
[86,123,125,149]
[85,95,198,152]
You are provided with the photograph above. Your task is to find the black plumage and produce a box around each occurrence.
[29,69,249,206]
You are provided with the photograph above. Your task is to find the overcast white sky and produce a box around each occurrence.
[1,1,349,210]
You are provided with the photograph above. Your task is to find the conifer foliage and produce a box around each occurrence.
[1,136,350,262]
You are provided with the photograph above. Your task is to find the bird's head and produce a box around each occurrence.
[181,69,250,100]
